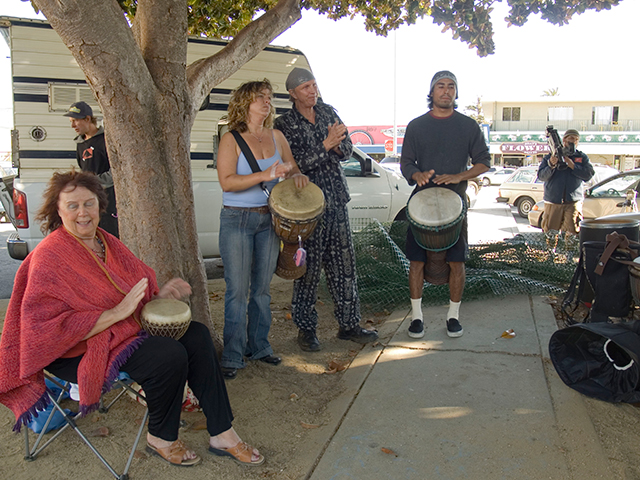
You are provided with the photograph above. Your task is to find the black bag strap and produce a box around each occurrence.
[230,130,269,198]
[561,246,587,324]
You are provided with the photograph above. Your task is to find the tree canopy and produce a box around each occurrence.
[114,0,623,57]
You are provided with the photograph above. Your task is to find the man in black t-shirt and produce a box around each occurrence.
[64,102,119,237]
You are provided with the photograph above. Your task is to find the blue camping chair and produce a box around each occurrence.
[23,372,149,480]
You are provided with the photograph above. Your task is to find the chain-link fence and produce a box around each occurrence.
[319,219,576,314]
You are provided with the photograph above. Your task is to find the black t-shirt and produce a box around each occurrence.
[76,131,110,175]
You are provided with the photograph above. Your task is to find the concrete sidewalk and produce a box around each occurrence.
[307,295,614,479]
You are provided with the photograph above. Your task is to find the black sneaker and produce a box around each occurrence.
[408,319,425,338]
[337,325,378,344]
[221,367,237,380]
[446,318,464,338]
[298,330,321,352]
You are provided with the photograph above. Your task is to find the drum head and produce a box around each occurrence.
[269,179,325,221]
[408,188,463,226]
[141,299,191,324]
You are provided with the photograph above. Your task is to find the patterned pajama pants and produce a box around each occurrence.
[292,204,361,332]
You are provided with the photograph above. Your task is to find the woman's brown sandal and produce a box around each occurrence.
[209,441,265,466]
[146,439,202,467]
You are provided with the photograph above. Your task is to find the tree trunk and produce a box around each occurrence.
[32,0,301,353]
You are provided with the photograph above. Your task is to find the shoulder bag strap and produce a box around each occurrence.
[230,130,269,198]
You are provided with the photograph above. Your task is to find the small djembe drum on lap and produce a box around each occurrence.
[407,187,466,285]
[269,178,325,280]
[140,298,191,340]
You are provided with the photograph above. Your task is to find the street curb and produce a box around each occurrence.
[301,307,409,480]
[531,296,614,478]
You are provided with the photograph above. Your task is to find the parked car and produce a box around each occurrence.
[528,165,623,227]
[480,166,516,186]
[0,147,416,260]
[496,166,543,218]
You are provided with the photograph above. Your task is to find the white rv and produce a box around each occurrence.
[0,16,413,260]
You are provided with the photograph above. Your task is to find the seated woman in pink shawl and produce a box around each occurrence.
[0,170,263,467]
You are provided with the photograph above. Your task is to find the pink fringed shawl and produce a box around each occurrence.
[0,227,158,430]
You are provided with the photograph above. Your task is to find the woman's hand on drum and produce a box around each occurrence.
[84,278,149,339]
[412,170,435,187]
[157,278,192,300]
[291,173,309,189]
[267,161,292,180]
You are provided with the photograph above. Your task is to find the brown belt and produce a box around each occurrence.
[224,205,270,214]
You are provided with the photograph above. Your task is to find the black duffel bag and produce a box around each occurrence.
[549,321,640,403]
[562,233,639,324]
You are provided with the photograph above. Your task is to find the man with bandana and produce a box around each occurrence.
[537,129,594,254]
[274,68,378,352]
[400,71,490,339]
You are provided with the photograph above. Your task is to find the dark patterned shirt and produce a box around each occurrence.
[274,100,352,209]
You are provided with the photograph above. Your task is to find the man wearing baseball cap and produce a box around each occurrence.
[400,70,490,340]
[538,128,594,254]
[64,101,119,237]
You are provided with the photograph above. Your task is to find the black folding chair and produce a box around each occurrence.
[23,373,149,480]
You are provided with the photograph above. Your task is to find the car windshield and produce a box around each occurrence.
[589,173,640,197]
[506,169,538,184]
[380,157,400,164]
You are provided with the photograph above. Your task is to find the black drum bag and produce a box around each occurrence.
[549,322,640,403]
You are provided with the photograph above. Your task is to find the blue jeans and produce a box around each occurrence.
[219,207,279,369]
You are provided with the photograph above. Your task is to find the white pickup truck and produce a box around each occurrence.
[1,147,414,260]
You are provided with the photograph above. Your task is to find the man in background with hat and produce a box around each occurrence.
[274,68,378,352]
[400,70,490,339]
[537,129,594,253]
[64,101,119,237]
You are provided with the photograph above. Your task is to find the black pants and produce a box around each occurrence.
[47,322,233,441]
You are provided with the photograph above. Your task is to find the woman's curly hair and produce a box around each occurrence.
[36,169,108,234]
[227,79,275,132]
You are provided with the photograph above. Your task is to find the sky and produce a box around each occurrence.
[1,0,639,152]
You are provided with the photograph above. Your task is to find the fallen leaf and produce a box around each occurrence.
[500,329,516,339]
[300,421,320,429]
[317,300,324,305]
[285,313,292,320]
[191,418,207,430]
[88,426,110,437]
[289,393,299,401]
[328,360,347,372]
[381,447,398,457]
[133,450,147,459]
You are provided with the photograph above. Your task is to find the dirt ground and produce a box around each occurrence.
[3,284,640,479]
[0,276,387,480]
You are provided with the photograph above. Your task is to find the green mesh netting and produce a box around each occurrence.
[319,219,576,314]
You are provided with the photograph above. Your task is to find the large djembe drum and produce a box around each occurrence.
[269,178,325,280]
[140,299,191,340]
[407,187,466,285]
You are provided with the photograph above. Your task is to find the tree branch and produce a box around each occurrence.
[186,0,301,118]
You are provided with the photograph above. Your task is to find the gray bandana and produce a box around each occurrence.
[429,70,458,99]
[286,67,315,91]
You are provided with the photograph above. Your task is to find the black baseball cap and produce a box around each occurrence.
[63,101,93,119]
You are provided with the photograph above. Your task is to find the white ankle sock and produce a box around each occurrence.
[411,298,423,321]
[447,300,461,320]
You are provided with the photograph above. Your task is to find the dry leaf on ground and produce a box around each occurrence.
[500,328,516,339]
[300,421,320,429]
[381,447,398,457]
